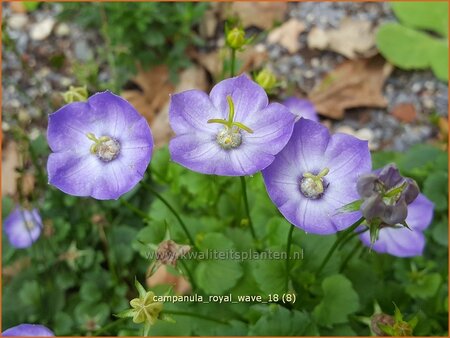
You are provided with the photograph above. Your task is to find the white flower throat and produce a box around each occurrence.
[87,133,121,162]
[300,168,330,199]
[207,95,253,150]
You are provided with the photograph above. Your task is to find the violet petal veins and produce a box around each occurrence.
[262,118,371,235]
[168,74,295,176]
[359,194,434,257]
[47,91,153,200]
[4,208,42,249]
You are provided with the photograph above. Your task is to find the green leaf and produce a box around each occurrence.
[252,247,286,296]
[423,171,448,212]
[406,273,442,299]
[195,233,243,294]
[391,2,448,37]
[53,312,73,336]
[429,39,449,81]
[376,23,448,81]
[249,306,318,335]
[431,215,448,247]
[313,274,359,326]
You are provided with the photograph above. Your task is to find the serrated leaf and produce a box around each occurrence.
[313,274,359,326]
[249,306,318,336]
[252,247,286,296]
[391,2,448,37]
[423,171,448,212]
[195,233,243,294]
[406,273,442,299]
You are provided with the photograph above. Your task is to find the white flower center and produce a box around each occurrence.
[216,127,242,150]
[300,168,329,199]
[24,220,35,230]
[87,133,121,162]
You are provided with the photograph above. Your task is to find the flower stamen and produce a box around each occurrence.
[300,168,330,199]
[86,132,121,162]
[208,95,253,149]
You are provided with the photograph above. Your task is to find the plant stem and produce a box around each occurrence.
[285,224,295,292]
[339,239,362,273]
[240,176,257,240]
[163,310,229,325]
[316,217,364,276]
[142,182,198,251]
[121,199,149,220]
[230,48,236,77]
[98,3,119,92]
[179,259,198,291]
[92,317,127,336]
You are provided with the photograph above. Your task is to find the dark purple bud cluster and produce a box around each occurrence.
[357,164,419,226]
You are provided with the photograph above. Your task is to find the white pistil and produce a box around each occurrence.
[87,133,121,162]
[300,168,330,199]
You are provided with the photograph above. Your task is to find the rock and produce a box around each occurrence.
[74,40,93,61]
[55,23,70,37]
[8,14,28,30]
[391,103,417,123]
[30,17,55,41]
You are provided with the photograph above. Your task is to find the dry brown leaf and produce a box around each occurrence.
[152,65,209,148]
[308,19,377,59]
[199,8,218,38]
[3,257,31,279]
[147,265,191,295]
[2,141,20,196]
[190,44,267,79]
[309,56,393,119]
[267,19,305,54]
[225,2,287,30]
[20,173,35,197]
[391,103,417,123]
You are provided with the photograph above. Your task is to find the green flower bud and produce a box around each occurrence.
[255,69,277,92]
[129,291,163,325]
[226,27,246,50]
[62,85,88,103]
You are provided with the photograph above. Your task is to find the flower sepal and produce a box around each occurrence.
[376,304,418,336]
[62,85,88,103]
[255,68,278,93]
[225,23,254,50]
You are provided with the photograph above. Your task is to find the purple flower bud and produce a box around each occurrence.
[3,208,42,249]
[357,174,380,198]
[359,194,434,257]
[357,164,420,226]
[47,91,153,200]
[2,324,54,336]
[371,313,395,336]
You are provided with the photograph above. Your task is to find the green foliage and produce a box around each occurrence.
[2,141,447,336]
[376,2,448,81]
[58,2,207,87]
[313,274,359,326]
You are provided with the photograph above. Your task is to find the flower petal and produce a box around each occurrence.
[3,208,42,249]
[244,102,295,155]
[209,74,268,124]
[324,133,371,181]
[359,226,426,257]
[87,91,145,139]
[169,90,222,134]
[2,324,54,337]
[47,101,94,153]
[406,194,434,231]
[47,151,101,197]
[282,97,319,122]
